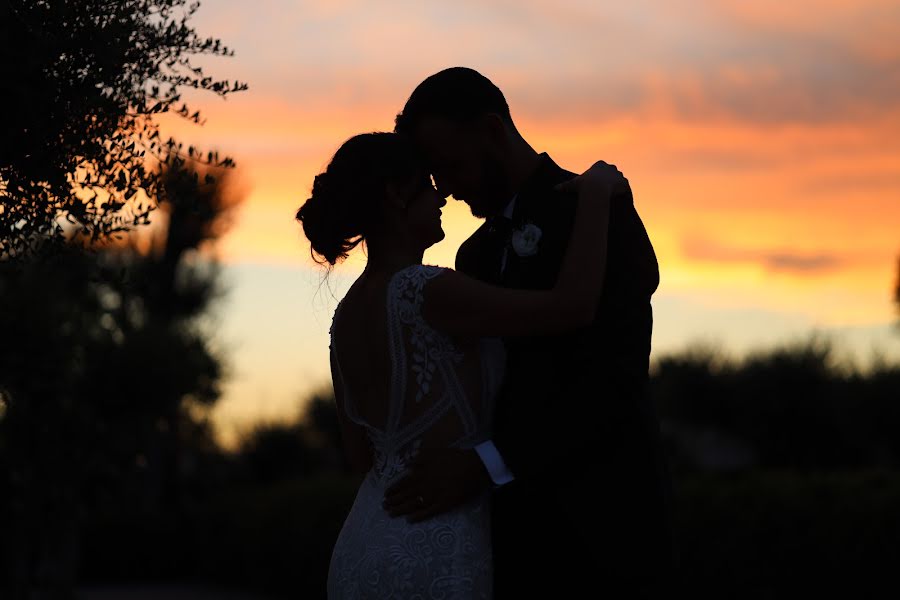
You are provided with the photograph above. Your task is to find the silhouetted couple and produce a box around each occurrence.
[297,67,673,599]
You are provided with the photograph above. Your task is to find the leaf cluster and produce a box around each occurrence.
[0,0,247,258]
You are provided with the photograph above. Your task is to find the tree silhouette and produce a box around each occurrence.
[0,0,247,259]
[235,392,351,485]
[0,156,243,598]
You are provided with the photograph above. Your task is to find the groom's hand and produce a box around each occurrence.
[383,447,492,523]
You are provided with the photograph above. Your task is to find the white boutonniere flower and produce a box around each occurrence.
[510,223,542,257]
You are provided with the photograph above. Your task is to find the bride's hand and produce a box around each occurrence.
[554,160,627,196]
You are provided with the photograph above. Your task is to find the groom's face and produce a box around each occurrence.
[412,117,508,219]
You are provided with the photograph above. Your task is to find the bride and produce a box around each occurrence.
[296,132,620,599]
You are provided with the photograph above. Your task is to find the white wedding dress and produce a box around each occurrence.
[327,265,505,600]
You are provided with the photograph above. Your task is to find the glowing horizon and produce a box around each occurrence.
[151,0,899,447]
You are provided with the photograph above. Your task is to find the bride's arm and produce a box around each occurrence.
[423,161,619,338]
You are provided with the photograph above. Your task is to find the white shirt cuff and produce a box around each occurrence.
[474,440,515,487]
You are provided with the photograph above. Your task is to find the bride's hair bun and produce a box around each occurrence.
[296,132,423,266]
[296,171,358,265]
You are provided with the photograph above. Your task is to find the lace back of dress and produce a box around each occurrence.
[379,266,494,485]
[330,265,497,487]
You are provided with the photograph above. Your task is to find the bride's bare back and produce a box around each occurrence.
[329,271,393,430]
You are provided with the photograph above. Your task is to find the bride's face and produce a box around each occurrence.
[403,176,447,251]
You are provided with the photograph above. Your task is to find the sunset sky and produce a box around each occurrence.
[158,0,899,446]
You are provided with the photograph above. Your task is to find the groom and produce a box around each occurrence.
[385,67,674,597]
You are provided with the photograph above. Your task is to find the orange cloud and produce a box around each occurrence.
[683,236,845,274]
[170,0,900,440]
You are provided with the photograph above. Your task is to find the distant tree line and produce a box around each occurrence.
[652,339,900,473]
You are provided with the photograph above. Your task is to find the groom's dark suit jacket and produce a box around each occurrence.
[456,154,674,597]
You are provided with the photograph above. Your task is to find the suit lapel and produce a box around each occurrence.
[461,153,575,289]
[500,154,577,290]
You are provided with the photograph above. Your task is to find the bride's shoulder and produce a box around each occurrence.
[392,264,451,287]
[389,265,453,308]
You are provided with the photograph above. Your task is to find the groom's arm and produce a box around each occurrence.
[455,231,518,488]
[492,184,654,482]
[466,187,580,486]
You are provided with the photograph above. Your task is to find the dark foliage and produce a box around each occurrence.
[59,335,900,596]
[0,157,243,597]
[671,470,900,597]
[653,339,900,473]
[235,393,351,485]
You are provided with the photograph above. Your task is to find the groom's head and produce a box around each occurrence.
[396,67,521,218]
